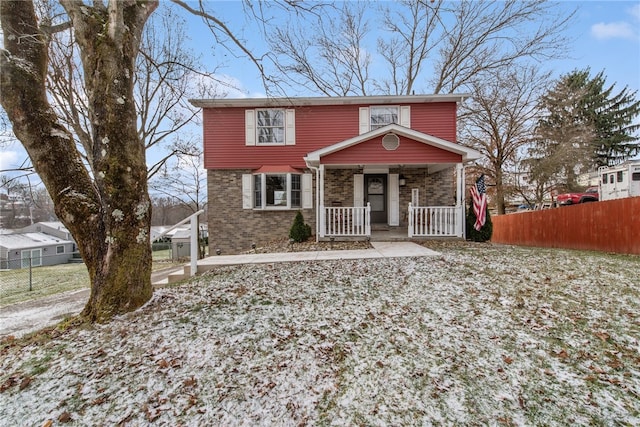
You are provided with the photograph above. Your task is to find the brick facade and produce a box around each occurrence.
[207,169,316,255]
[324,167,455,226]
[208,167,457,254]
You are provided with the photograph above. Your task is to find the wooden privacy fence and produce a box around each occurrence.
[491,197,640,255]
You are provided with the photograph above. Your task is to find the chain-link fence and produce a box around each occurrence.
[0,254,89,306]
[1,244,178,306]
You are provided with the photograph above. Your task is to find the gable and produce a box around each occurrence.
[304,124,481,166]
[321,134,463,165]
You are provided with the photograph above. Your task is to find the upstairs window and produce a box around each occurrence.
[246,109,295,145]
[359,106,410,134]
[257,109,285,144]
[370,106,399,130]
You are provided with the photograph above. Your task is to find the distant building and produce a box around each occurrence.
[0,232,76,270]
[19,221,75,242]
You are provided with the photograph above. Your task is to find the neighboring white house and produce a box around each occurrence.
[599,161,640,201]
[19,221,75,242]
[0,232,76,270]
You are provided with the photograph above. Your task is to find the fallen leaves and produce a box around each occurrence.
[0,246,638,425]
[58,411,72,423]
[0,373,30,392]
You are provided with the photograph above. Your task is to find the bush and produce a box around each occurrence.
[466,198,493,242]
[289,211,312,243]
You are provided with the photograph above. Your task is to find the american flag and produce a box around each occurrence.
[470,174,487,231]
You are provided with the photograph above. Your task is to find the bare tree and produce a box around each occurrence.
[430,0,573,94]
[43,1,219,179]
[376,0,444,95]
[2,0,157,321]
[150,140,207,216]
[1,0,319,321]
[269,2,372,96]
[267,0,574,96]
[150,140,207,257]
[460,65,551,214]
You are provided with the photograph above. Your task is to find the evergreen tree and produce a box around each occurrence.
[289,211,311,243]
[586,71,640,166]
[539,69,640,169]
[531,72,595,191]
[531,69,640,192]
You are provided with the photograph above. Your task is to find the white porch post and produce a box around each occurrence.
[408,202,414,237]
[456,163,465,238]
[319,164,325,238]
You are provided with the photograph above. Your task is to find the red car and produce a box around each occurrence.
[556,187,599,205]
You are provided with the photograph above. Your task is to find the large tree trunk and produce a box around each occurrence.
[1,0,157,322]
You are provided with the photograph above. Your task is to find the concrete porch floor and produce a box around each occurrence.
[369,226,410,241]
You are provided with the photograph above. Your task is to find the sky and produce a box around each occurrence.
[180,0,640,98]
[1,0,639,176]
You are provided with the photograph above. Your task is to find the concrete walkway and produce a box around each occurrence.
[197,241,438,269]
[0,242,438,338]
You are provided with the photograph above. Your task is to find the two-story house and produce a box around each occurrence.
[190,95,482,254]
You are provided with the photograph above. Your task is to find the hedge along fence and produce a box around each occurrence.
[491,197,640,255]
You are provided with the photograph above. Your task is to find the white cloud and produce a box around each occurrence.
[0,150,20,171]
[629,4,640,21]
[591,21,637,41]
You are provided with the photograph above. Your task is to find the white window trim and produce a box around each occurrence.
[370,105,400,130]
[246,108,296,146]
[242,172,311,210]
[359,105,410,134]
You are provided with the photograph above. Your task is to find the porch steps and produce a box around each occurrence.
[151,265,194,287]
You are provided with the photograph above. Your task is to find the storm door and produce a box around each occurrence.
[365,174,387,224]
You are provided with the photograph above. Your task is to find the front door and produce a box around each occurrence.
[365,174,387,224]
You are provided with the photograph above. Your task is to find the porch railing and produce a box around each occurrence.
[324,203,371,237]
[408,204,459,237]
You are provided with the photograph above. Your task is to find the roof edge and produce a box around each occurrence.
[190,94,470,108]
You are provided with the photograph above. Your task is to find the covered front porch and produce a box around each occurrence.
[303,124,482,242]
[322,201,464,239]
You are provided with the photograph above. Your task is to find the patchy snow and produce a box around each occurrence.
[1,244,638,425]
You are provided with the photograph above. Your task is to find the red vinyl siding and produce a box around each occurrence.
[410,103,457,142]
[203,102,458,169]
[321,136,462,165]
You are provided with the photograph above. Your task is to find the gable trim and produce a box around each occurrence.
[304,124,482,166]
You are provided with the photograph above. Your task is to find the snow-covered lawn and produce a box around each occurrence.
[1,243,638,426]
